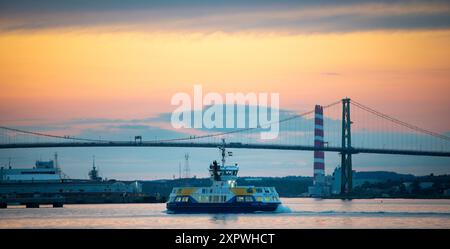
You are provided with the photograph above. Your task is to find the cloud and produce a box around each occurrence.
[0,1,449,33]
[321,72,341,76]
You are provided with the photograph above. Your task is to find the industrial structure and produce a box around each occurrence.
[184,153,190,179]
[88,156,102,181]
[308,105,330,197]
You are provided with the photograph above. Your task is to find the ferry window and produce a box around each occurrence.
[222,196,226,202]
[264,188,270,193]
[256,197,263,202]
[245,196,253,202]
[202,188,206,194]
[182,197,189,202]
[233,171,237,175]
[256,188,262,193]
[265,197,271,202]
[246,188,253,193]
[175,197,182,202]
[236,196,244,202]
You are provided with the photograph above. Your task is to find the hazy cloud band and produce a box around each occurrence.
[1,0,449,33]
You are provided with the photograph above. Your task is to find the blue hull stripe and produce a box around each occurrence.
[167,202,280,213]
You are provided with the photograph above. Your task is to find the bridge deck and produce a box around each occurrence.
[1,142,449,157]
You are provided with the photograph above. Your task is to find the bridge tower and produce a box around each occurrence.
[340,98,353,195]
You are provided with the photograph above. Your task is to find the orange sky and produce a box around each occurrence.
[0,29,449,132]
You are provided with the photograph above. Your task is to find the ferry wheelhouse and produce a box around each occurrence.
[166,140,281,213]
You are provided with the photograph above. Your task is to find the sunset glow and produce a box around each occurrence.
[1,30,449,132]
[0,1,449,178]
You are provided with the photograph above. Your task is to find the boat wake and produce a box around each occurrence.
[274,205,293,213]
[287,210,450,217]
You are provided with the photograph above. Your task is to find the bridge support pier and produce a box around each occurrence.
[340,98,353,196]
[53,203,64,208]
[25,203,39,208]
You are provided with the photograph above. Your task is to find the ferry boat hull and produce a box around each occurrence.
[166,139,282,214]
[166,201,280,213]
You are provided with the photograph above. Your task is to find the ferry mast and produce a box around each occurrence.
[220,138,226,166]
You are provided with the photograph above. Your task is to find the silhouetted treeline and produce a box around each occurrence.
[141,176,312,198]
[140,173,450,198]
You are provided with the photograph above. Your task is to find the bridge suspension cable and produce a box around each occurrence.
[0,100,341,144]
[0,126,111,143]
[152,99,342,143]
[350,100,450,142]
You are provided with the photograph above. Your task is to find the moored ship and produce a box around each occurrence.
[0,154,163,208]
[166,140,281,213]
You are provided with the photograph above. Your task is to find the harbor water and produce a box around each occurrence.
[1,198,450,229]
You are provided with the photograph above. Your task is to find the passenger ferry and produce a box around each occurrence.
[166,140,281,213]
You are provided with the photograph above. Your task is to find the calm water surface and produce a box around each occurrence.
[1,198,450,229]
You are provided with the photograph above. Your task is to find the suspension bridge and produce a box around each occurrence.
[1,98,449,194]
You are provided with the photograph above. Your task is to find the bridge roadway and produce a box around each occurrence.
[1,142,449,157]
